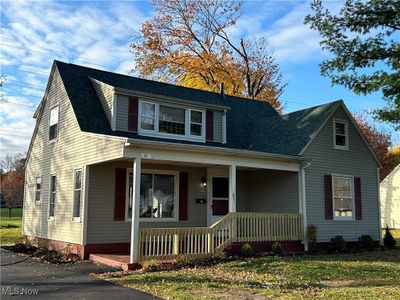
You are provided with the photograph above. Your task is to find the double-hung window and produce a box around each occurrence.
[190,110,203,136]
[139,100,205,141]
[127,170,178,220]
[35,176,41,204]
[49,175,57,219]
[333,120,348,150]
[72,169,82,221]
[140,102,156,131]
[49,105,59,141]
[332,175,354,219]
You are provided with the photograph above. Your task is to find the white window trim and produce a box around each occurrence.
[35,176,42,205]
[72,168,83,222]
[48,174,57,221]
[125,168,179,222]
[48,104,59,144]
[332,174,355,221]
[189,108,206,138]
[333,119,348,150]
[138,99,206,142]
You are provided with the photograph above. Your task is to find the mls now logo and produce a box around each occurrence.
[1,286,39,296]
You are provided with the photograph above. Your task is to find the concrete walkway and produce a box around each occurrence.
[0,248,161,299]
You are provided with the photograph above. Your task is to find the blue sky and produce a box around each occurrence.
[1,0,398,158]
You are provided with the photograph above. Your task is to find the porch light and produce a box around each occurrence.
[201,176,207,188]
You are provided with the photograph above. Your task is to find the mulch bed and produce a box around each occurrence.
[2,243,81,264]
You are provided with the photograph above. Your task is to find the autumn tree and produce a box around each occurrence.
[384,145,400,179]
[305,0,400,128]
[353,114,396,180]
[131,0,285,110]
[0,154,26,217]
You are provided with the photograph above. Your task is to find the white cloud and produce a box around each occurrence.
[262,2,323,64]
[0,0,148,157]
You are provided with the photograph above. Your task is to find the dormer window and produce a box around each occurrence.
[190,110,203,136]
[159,105,185,135]
[140,102,156,131]
[138,100,205,142]
[333,119,348,150]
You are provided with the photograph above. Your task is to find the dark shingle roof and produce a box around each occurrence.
[54,60,341,157]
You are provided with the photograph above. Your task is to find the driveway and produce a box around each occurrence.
[0,248,161,299]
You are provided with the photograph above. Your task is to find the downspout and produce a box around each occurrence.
[300,161,311,251]
[82,165,90,248]
[377,167,382,241]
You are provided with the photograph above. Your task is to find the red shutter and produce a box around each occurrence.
[114,168,126,221]
[179,172,188,221]
[354,177,362,220]
[128,96,138,132]
[324,174,333,220]
[206,110,214,141]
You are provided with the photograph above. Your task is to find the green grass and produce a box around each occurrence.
[1,207,22,218]
[109,246,400,299]
[0,208,23,245]
[391,229,400,244]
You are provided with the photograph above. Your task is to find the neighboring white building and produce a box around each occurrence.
[380,164,400,229]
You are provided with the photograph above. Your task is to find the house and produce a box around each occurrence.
[23,61,381,268]
[380,164,400,229]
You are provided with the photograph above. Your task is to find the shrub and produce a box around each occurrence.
[21,235,34,249]
[271,242,283,255]
[176,253,213,265]
[142,259,160,272]
[383,225,396,248]
[36,239,49,250]
[241,243,253,257]
[306,225,317,251]
[329,235,346,252]
[358,235,375,250]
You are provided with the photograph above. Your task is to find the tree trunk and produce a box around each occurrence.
[8,204,12,218]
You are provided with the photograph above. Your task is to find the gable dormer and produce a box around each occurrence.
[90,77,114,126]
[115,93,226,144]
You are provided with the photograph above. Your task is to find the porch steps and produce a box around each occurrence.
[89,253,140,271]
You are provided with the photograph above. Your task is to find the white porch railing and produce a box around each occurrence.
[139,212,302,261]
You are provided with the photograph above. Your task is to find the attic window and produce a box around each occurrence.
[49,105,59,141]
[159,105,185,135]
[138,100,205,142]
[333,119,348,150]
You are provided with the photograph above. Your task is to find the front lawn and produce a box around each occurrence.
[109,249,400,299]
[0,208,23,245]
[391,229,400,244]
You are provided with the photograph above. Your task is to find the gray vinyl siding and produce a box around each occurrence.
[91,78,114,125]
[303,106,380,242]
[22,68,125,245]
[236,169,299,213]
[213,110,223,143]
[116,94,129,131]
[86,162,207,244]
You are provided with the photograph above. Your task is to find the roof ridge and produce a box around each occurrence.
[283,99,343,117]
[54,60,274,106]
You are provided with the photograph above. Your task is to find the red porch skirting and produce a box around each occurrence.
[23,235,130,260]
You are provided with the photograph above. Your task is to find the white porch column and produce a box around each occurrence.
[130,156,141,264]
[229,164,236,212]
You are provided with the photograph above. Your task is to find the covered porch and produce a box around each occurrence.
[86,145,307,267]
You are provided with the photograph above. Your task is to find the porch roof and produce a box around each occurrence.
[54,60,341,157]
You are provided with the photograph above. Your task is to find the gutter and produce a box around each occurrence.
[125,138,306,163]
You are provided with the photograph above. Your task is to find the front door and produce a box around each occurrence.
[211,177,229,224]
